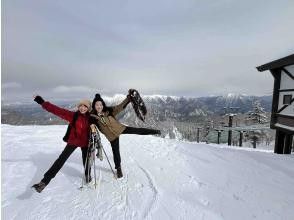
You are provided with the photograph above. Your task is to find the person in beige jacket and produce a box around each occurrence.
[89,92,160,178]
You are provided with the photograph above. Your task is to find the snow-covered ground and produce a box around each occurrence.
[2,125,294,220]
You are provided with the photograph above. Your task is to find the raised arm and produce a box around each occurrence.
[111,96,130,116]
[34,95,74,122]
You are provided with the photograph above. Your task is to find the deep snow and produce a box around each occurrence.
[2,125,294,220]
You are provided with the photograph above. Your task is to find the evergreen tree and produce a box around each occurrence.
[246,100,268,124]
[244,101,269,148]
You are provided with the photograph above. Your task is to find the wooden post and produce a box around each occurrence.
[239,131,243,147]
[252,135,257,148]
[290,135,293,153]
[228,115,233,146]
[274,130,285,154]
[292,136,294,152]
[215,129,223,144]
[197,127,200,143]
[283,134,293,154]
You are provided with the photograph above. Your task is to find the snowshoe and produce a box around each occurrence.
[129,89,147,122]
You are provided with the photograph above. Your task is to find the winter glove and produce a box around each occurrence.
[34,96,45,105]
[128,89,136,101]
[128,89,135,95]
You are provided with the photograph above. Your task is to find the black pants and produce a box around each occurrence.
[110,126,159,169]
[41,144,91,185]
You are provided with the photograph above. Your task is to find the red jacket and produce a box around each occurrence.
[42,102,90,148]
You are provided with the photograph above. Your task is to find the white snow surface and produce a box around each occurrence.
[2,125,294,220]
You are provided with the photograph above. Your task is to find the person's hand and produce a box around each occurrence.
[33,95,45,105]
[128,89,135,95]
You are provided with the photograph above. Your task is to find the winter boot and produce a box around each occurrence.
[32,181,47,193]
[85,175,92,184]
[116,167,123,178]
[155,130,161,135]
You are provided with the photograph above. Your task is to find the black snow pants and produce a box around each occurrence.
[41,144,90,185]
[110,126,160,169]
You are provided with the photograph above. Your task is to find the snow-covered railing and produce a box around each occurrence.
[219,124,271,131]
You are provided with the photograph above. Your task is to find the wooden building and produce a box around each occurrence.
[257,54,294,154]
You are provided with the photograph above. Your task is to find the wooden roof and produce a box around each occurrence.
[256,54,294,72]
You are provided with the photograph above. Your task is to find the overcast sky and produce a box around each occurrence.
[2,0,294,102]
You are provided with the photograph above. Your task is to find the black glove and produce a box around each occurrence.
[128,89,135,95]
[34,96,45,105]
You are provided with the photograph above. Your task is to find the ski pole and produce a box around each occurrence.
[101,146,116,178]
[92,134,97,189]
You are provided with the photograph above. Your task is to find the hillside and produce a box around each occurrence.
[2,125,293,220]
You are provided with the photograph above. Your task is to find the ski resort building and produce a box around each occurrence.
[257,54,294,154]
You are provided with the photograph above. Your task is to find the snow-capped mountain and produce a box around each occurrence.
[1,93,272,126]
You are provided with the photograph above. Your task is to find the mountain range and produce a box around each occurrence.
[2,94,272,126]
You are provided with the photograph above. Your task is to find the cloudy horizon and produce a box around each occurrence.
[2,0,294,103]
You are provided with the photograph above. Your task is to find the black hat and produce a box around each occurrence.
[92,94,106,111]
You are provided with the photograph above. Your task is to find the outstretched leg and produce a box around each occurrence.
[33,144,77,193]
[42,144,77,185]
[122,126,160,135]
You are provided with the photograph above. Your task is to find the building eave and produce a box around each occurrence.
[256,54,294,72]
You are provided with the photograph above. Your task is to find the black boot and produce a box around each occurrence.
[85,175,92,184]
[32,181,47,193]
[116,167,123,178]
[155,130,161,135]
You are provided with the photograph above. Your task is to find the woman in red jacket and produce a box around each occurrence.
[32,95,91,193]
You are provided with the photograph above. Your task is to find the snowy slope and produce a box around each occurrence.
[2,125,294,220]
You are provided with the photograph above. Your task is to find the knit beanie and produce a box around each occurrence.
[92,94,106,111]
[77,99,91,111]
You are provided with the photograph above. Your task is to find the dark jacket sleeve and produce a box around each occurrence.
[89,114,102,131]
[41,101,74,122]
[89,114,98,125]
[112,97,130,116]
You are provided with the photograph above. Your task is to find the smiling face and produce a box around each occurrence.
[78,105,88,114]
[95,101,104,114]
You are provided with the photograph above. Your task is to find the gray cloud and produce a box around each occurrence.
[2,82,22,89]
[2,0,294,102]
